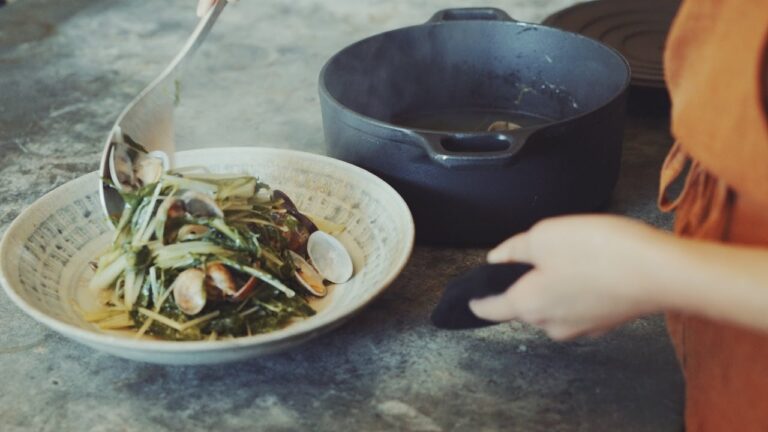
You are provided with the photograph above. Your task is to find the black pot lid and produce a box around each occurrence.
[543,0,681,89]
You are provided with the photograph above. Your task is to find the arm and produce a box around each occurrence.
[469,215,768,340]
[657,234,768,332]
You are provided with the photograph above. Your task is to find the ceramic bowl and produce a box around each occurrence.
[0,148,414,364]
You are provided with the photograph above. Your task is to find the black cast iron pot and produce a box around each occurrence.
[319,8,631,246]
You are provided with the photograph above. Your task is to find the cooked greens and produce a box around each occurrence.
[87,169,325,341]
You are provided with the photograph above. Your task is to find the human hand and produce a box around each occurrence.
[469,215,672,340]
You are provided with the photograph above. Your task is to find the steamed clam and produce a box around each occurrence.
[110,137,165,192]
[171,268,207,315]
[487,120,522,132]
[307,231,353,284]
[205,262,237,296]
[272,190,318,233]
[166,198,186,219]
[112,143,135,188]
[289,251,326,297]
[134,156,164,187]
[177,224,209,241]
[231,277,258,302]
[181,191,224,218]
[202,262,260,302]
[289,230,354,297]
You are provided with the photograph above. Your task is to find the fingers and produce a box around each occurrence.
[545,325,591,341]
[469,270,540,322]
[487,231,532,264]
[196,0,216,17]
[469,269,618,341]
[469,291,518,322]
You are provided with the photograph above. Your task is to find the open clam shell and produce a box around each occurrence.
[181,191,224,218]
[307,231,353,284]
[171,268,207,315]
[289,250,327,297]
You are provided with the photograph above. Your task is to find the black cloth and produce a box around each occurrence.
[431,263,533,330]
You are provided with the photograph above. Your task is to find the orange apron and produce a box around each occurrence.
[658,0,768,430]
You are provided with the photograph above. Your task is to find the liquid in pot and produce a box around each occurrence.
[391,109,553,133]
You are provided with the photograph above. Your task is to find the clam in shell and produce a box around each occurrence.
[289,251,326,297]
[307,231,353,284]
[171,268,207,315]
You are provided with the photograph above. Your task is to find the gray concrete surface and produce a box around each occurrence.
[0,1,683,431]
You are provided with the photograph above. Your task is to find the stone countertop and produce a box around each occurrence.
[0,1,683,431]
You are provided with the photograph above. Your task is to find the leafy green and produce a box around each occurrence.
[89,167,321,341]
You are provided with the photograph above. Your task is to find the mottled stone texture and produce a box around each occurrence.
[0,1,682,431]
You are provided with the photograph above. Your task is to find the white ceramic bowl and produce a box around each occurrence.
[0,148,414,364]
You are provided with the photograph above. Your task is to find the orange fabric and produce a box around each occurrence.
[659,0,768,430]
[661,166,768,430]
[664,0,768,202]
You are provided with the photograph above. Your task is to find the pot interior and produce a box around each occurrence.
[321,21,630,132]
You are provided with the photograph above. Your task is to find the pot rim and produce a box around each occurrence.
[318,19,631,136]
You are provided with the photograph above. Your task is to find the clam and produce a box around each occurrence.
[272,190,318,232]
[272,189,318,254]
[204,263,257,301]
[231,276,258,302]
[177,224,209,241]
[134,154,164,187]
[205,262,237,296]
[307,231,353,284]
[171,268,207,315]
[111,143,135,190]
[110,139,165,191]
[487,120,522,132]
[255,188,272,203]
[289,250,326,297]
[166,199,186,220]
[181,191,224,218]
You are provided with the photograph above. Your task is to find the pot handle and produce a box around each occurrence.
[411,130,536,168]
[428,8,516,23]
